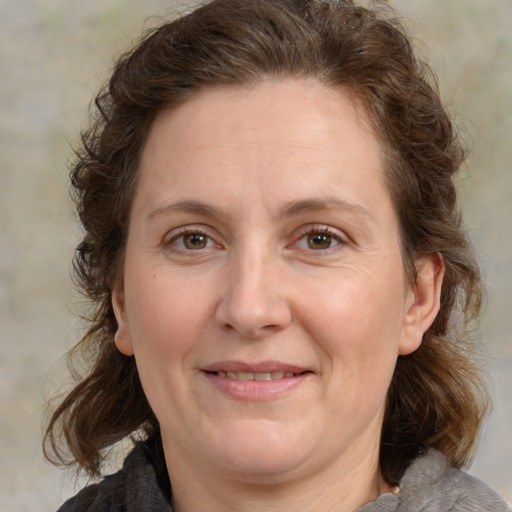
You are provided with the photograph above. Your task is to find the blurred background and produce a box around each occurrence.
[0,0,510,510]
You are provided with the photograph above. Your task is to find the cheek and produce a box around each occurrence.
[298,270,405,382]
[305,271,404,338]
[124,267,216,362]
[123,270,217,419]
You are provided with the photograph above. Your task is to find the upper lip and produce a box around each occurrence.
[202,360,310,374]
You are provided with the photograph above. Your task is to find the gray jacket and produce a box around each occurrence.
[58,442,509,511]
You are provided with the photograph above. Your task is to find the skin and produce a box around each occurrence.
[113,79,444,512]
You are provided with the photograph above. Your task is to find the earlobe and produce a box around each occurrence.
[398,254,445,356]
[112,287,134,356]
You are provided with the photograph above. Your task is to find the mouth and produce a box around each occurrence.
[206,370,309,381]
[201,361,313,399]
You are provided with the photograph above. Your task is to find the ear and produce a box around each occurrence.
[398,254,445,356]
[112,286,134,356]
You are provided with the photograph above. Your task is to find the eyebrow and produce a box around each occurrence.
[149,196,373,223]
[281,197,373,222]
[149,200,229,220]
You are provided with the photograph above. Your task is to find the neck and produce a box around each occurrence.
[163,434,393,512]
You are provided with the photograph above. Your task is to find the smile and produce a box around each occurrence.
[212,371,301,381]
[202,362,311,400]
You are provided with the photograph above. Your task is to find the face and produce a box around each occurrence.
[113,80,441,488]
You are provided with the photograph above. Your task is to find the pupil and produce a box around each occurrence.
[184,233,207,249]
[308,233,331,249]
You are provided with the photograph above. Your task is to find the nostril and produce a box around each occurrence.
[214,285,292,338]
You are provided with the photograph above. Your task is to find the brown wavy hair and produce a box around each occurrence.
[44,0,487,484]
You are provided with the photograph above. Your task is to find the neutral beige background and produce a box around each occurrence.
[1,1,510,510]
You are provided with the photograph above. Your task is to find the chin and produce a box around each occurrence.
[206,420,315,481]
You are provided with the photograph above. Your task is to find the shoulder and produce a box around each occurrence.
[56,472,127,512]
[56,439,172,512]
[398,448,510,512]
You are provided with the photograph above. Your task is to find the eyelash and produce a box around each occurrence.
[164,227,220,253]
[163,225,347,254]
[292,225,347,252]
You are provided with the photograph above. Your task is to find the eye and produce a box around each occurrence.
[305,232,336,250]
[167,229,219,251]
[181,233,210,250]
[294,228,344,251]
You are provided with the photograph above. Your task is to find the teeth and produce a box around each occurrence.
[255,372,272,381]
[236,371,253,381]
[216,371,298,381]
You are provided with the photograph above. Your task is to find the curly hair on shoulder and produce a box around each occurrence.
[44,0,487,484]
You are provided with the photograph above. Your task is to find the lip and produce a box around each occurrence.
[202,360,308,374]
[201,360,312,401]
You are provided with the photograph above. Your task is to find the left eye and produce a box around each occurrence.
[296,231,342,250]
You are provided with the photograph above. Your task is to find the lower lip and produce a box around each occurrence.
[202,372,310,401]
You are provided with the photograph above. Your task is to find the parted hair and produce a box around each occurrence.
[44,0,487,484]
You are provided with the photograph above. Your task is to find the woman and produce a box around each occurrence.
[44,0,509,510]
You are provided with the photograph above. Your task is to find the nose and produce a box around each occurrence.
[214,251,292,339]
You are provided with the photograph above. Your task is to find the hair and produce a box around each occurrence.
[44,0,487,485]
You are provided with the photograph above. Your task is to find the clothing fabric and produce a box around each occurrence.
[57,440,509,512]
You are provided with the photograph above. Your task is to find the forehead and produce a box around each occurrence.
[147,80,376,149]
[135,79,391,222]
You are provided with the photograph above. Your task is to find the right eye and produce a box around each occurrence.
[168,230,218,251]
